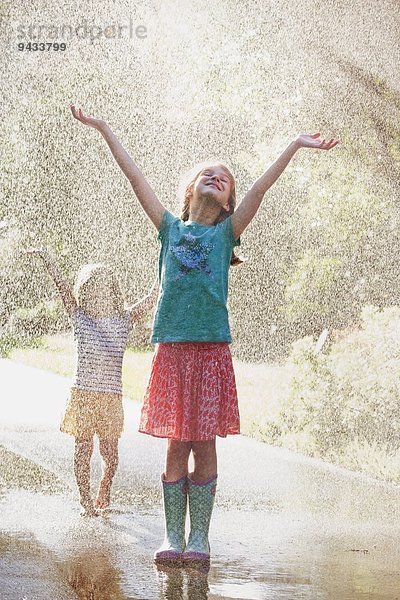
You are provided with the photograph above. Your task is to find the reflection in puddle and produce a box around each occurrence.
[0,531,75,600]
[155,564,209,600]
[210,581,270,600]
[1,483,400,599]
[58,549,125,600]
[208,559,315,600]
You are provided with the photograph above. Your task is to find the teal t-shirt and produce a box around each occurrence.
[151,210,240,343]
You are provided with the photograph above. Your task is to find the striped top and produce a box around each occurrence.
[72,308,132,394]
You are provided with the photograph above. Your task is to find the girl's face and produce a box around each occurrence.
[80,282,113,313]
[193,166,232,213]
[78,274,123,317]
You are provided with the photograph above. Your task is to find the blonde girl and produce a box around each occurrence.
[28,248,156,516]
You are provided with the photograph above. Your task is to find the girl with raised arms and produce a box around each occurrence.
[70,104,338,562]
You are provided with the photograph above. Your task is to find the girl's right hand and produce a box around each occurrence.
[70,105,107,131]
[25,246,48,257]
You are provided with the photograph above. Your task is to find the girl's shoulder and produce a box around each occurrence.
[68,304,80,323]
[218,215,240,246]
[158,209,180,240]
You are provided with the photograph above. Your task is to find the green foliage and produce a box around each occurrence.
[0,331,42,358]
[281,156,398,336]
[272,306,400,478]
[284,255,343,325]
[2,2,400,362]
[0,224,26,325]
[328,306,400,452]
[0,297,68,357]
[11,299,69,338]
[283,336,352,456]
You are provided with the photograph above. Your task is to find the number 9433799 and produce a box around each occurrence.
[18,42,66,51]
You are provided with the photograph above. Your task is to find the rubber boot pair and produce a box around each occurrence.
[154,473,217,564]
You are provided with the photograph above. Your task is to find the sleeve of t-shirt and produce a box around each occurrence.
[226,216,241,248]
[157,210,178,243]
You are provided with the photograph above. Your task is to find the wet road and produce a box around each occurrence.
[1,358,400,599]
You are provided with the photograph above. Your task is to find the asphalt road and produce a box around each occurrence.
[1,358,399,600]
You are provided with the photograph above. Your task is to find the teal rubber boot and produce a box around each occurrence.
[182,475,217,563]
[154,474,187,563]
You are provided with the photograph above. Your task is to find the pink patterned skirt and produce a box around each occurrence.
[139,342,240,441]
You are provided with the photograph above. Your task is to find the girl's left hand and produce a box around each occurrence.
[25,245,48,257]
[295,133,339,150]
[70,105,107,132]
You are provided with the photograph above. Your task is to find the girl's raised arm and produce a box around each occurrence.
[26,247,77,316]
[231,133,339,239]
[128,278,159,326]
[70,105,165,230]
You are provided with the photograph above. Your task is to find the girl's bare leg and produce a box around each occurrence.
[191,439,217,481]
[165,440,191,481]
[95,438,119,509]
[74,438,97,516]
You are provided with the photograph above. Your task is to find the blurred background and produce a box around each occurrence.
[1,0,400,481]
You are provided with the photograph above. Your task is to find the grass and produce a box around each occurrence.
[9,334,292,450]
[10,333,155,400]
[9,333,287,413]
[9,333,400,485]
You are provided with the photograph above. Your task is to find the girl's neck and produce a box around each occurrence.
[81,300,121,319]
[188,204,221,226]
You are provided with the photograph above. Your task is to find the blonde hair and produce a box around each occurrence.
[74,264,125,315]
[179,162,242,266]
